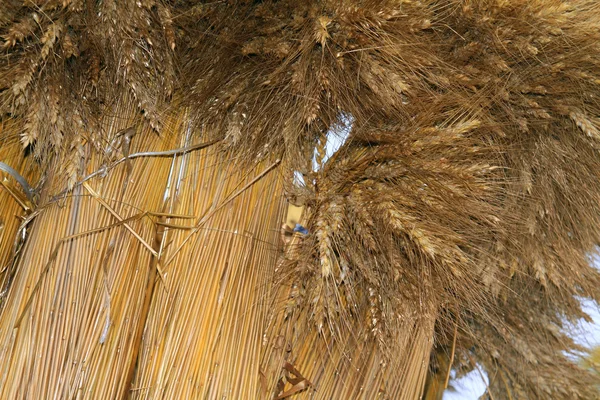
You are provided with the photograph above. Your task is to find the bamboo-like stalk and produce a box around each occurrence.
[0,107,167,399]
[0,100,290,398]
[130,133,286,398]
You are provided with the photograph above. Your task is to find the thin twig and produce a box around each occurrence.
[444,319,459,389]
[12,200,188,329]
[467,353,495,400]
[164,158,281,268]
[122,214,166,398]
[0,179,32,211]
[84,183,174,286]
[498,369,514,400]
[0,209,40,276]
[83,182,158,257]
[78,139,222,187]
[123,139,222,160]
[14,212,152,328]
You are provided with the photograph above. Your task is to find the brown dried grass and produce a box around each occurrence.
[1,0,600,399]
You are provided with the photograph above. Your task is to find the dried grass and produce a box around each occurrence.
[1,0,600,399]
[0,119,39,306]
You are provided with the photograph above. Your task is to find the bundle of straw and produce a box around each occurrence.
[1,1,600,399]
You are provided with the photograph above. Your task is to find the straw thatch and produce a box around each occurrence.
[1,0,600,398]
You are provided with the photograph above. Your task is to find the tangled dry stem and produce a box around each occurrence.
[1,0,600,398]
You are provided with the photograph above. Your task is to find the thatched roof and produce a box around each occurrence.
[1,0,600,398]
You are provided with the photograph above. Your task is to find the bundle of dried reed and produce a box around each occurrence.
[1,0,600,399]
